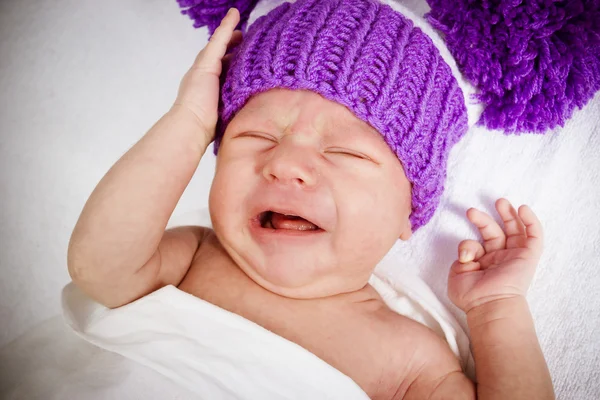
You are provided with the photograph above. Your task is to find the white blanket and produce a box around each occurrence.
[60,282,369,399]
[1,0,598,398]
[1,244,473,400]
[11,274,468,400]
[0,315,200,400]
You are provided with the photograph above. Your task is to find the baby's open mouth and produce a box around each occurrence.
[259,211,321,231]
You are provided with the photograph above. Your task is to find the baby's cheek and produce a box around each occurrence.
[338,228,393,279]
[210,166,245,220]
[339,205,393,266]
[353,183,406,246]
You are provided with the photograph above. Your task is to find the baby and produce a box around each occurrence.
[67,7,555,400]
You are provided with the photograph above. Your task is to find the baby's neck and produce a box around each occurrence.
[250,271,378,302]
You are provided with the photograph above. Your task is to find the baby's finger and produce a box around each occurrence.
[457,239,486,264]
[450,259,481,275]
[222,53,233,71]
[519,205,544,256]
[193,8,240,70]
[222,30,243,71]
[495,198,527,248]
[226,30,243,53]
[467,207,506,253]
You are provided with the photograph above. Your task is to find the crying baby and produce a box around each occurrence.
[68,4,555,400]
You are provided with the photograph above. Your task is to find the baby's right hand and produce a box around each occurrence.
[173,7,243,144]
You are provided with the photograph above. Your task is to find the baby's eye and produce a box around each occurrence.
[235,132,278,142]
[325,147,372,161]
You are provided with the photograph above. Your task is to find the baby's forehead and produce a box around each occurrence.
[237,89,382,142]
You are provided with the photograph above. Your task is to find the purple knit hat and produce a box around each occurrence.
[177,0,600,231]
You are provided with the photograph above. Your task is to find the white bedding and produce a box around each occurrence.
[0,315,201,400]
[380,96,600,399]
[1,265,472,400]
[1,0,599,398]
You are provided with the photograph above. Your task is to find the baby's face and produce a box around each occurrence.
[209,88,412,298]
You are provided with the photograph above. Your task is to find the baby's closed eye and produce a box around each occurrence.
[234,131,278,142]
[232,131,376,163]
[324,147,373,161]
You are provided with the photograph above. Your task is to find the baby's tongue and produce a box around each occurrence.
[271,212,318,231]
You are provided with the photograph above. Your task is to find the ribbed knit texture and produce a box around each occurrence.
[215,0,469,231]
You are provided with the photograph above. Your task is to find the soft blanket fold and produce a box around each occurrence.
[62,282,371,399]
[59,269,472,399]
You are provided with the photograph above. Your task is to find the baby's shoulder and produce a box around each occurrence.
[373,304,473,399]
[366,289,456,356]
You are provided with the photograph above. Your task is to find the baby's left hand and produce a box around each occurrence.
[448,198,544,314]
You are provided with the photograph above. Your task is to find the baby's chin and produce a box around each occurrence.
[214,219,373,298]
[236,251,370,299]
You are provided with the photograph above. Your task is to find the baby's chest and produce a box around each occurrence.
[276,308,462,400]
[186,288,416,397]
[287,312,425,399]
[178,245,452,399]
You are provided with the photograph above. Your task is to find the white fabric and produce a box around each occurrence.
[1,1,598,399]
[60,282,370,400]
[0,315,201,400]
[49,256,472,400]
[0,263,472,400]
[376,96,600,400]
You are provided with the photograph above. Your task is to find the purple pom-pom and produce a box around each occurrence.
[426,0,600,133]
[177,0,260,35]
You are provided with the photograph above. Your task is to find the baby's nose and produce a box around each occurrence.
[262,143,318,188]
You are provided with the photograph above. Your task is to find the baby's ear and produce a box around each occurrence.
[399,219,412,241]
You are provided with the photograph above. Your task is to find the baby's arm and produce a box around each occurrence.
[68,108,212,308]
[67,8,242,308]
[427,297,552,400]
[440,199,555,399]
[468,296,554,400]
